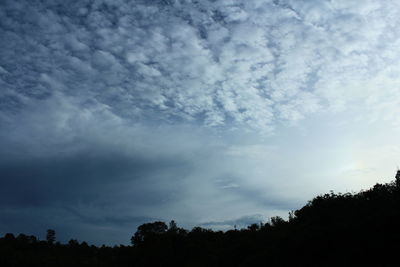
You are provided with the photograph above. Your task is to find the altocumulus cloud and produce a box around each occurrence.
[1,0,400,244]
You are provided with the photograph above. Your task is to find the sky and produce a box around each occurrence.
[1,0,400,245]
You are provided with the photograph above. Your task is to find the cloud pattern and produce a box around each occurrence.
[1,0,400,244]
[1,0,400,132]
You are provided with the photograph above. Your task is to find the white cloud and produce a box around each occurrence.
[2,0,400,131]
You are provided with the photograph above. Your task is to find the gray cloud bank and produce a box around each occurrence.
[1,0,400,244]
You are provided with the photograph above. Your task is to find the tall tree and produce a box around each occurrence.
[131,221,167,245]
[46,229,56,244]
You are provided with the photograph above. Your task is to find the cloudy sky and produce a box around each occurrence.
[1,0,400,245]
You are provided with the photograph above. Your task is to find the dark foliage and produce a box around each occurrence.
[46,229,56,244]
[1,171,400,266]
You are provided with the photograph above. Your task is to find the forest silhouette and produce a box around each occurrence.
[1,171,400,266]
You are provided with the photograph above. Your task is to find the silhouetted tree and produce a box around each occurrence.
[247,223,260,231]
[2,171,400,266]
[168,220,178,233]
[270,216,285,227]
[46,229,56,244]
[131,221,168,245]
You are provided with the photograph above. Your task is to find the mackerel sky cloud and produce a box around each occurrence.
[1,0,400,245]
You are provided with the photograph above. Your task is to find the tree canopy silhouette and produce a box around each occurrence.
[1,171,400,266]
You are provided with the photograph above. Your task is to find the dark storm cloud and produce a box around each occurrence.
[0,150,187,207]
[0,135,194,244]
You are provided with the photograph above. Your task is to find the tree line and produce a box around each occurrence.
[1,171,400,266]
